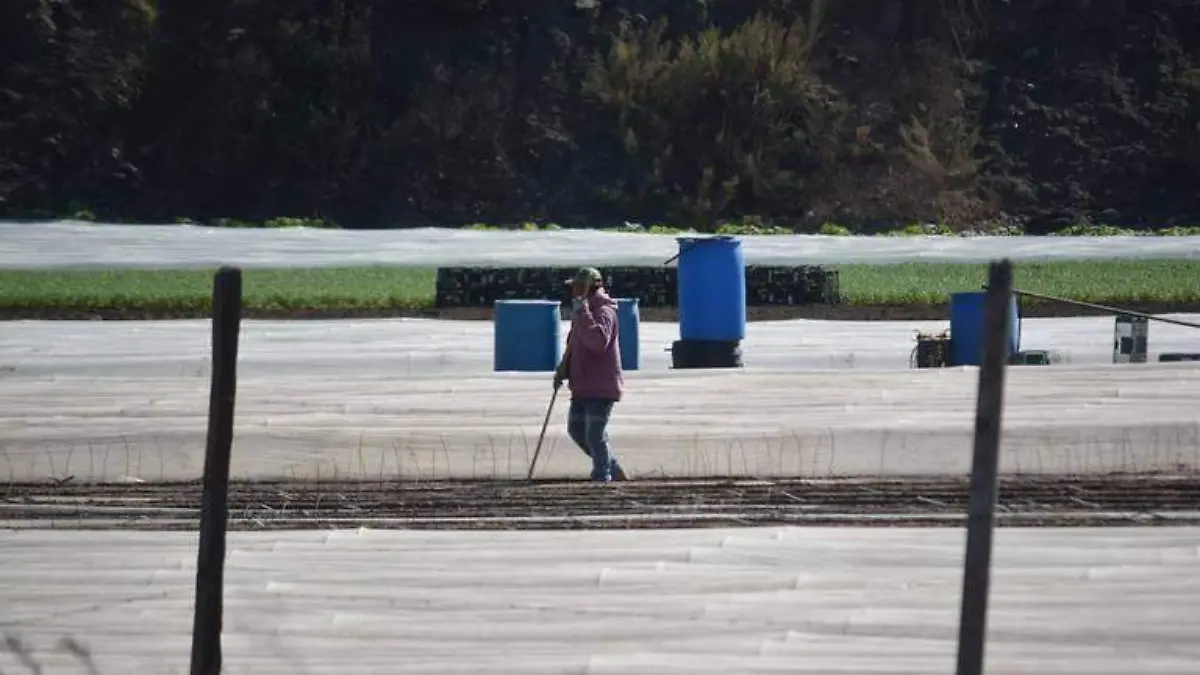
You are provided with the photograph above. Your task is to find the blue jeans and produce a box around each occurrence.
[567,397,623,481]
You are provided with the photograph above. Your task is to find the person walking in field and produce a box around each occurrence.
[554,267,629,483]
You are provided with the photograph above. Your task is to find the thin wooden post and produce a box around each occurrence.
[955,259,1014,675]
[190,267,243,675]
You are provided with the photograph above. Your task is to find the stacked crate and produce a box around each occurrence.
[744,266,840,306]
[435,266,841,308]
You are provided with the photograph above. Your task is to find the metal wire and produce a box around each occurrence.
[984,286,1200,331]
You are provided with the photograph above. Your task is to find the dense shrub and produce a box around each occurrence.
[1,0,1198,230]
[0,0,155,215]
[582,9,844,226]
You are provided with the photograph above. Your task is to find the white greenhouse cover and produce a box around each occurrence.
[2,221,1198,268]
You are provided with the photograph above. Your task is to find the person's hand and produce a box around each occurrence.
[553,361,567,390]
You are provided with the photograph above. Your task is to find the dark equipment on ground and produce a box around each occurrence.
[670,339,743,369]
[912,330,952,368]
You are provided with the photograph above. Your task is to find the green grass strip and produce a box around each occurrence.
[0,267,436,313]
[0,260,1196,312]
[838,260,1200,305]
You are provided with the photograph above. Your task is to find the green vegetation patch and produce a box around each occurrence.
[0,260,1196,314]
[458,221,1200,237]
[838,260,1200,306]
[0,267,436,314]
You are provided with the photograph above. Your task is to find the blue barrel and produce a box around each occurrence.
[676,236,746,342]
[949,291,1020,366]
[616,298,640,371]
[493,300,562,372]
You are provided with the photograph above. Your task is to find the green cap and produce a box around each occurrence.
[565,266,603,287]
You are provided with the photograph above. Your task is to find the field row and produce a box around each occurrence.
[1,260,1197,318]
[8,475,1198,529]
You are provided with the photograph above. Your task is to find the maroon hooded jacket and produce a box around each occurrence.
[564,289,624,401]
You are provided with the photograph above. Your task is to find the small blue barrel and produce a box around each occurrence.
[616,298,640,371]
[493,299,562,372]
[676,236,746,342]
[949,291,1020,366]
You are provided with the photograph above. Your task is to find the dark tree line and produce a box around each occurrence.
[2,0,1198,231]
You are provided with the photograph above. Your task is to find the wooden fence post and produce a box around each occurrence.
[954,259,1014,675]
[190,267,243,675]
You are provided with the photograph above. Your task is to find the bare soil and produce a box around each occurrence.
[4,473,1197,530]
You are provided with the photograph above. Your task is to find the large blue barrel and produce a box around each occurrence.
[616,298,640,371]
[676,236,746,342]
[949,291,1020,366]
[493,300,562,372]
